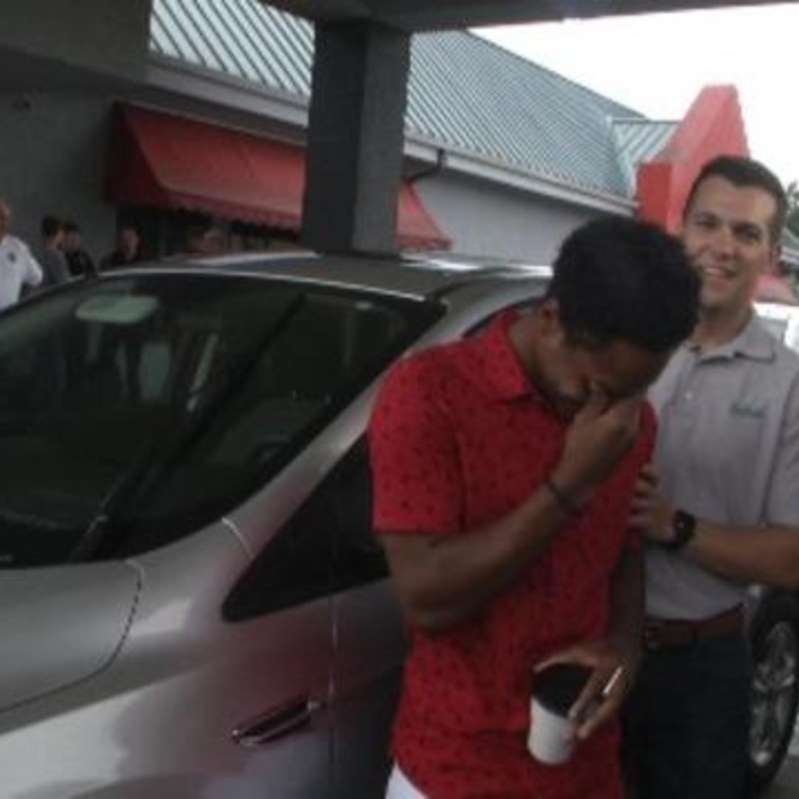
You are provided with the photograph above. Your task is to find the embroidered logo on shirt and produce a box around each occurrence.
[730,400,766,419]
[7,251,16,263]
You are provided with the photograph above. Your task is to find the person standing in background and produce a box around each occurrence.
[0,198,42,311]
[183,221,225,256]
[101,223,143,270]
[39,215,70,287]
[63,221,97,278]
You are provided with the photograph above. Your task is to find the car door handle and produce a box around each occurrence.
[231,696,324,748]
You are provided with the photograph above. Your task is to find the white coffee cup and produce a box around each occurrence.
[528,663,592,765]
[528,694,576,764]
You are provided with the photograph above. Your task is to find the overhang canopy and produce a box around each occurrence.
[106,103,450,251]
[261,0,787,32]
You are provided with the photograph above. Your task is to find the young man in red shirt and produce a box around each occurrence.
[369,217,700,798]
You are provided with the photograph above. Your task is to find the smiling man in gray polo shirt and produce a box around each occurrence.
[625,155,799,799]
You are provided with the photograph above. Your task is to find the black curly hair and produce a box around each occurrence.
[548,216,699,353]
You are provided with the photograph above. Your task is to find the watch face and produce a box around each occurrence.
[671,510,696,550]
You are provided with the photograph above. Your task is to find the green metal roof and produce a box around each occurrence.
[150,0,645,200]
[612,118,678,196]
[407,32,640,196]
[150,0,314,97]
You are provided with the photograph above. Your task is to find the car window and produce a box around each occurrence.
[0,274,439,568]
[223,438,386,620]
[223,300,535,619]
[0,281,174,567]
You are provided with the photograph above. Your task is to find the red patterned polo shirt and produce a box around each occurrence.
[368,311,655,798]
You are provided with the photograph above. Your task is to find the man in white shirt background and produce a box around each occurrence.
[0,198,43,311]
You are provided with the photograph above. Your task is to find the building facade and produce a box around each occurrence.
[0,0,795,281]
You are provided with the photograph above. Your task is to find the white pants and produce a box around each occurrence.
[385,764,427,799]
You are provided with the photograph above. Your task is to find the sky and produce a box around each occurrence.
[476,3,797,187]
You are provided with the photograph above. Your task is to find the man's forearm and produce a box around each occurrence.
[381,388,645,633]
[685,521,799,589]
[382,482,571,632]
[606,545,644,670]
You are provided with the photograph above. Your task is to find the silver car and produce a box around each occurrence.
[748,300,799,793]
[0,252,550,798]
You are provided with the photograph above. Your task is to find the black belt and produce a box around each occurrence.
[643,606,744,651]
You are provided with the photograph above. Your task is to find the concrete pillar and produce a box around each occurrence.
[302,21,410,255]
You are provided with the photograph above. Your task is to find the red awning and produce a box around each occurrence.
[107,103,450,251]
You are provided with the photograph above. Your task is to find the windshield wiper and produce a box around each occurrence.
[70,293,308,561]
[68,421,171,561]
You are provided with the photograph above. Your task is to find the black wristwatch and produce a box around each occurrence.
[663,509,696,551]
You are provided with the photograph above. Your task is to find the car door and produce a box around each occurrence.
[108,522,335,799]
[326,291,544,796]
[327,439,405,796]
[86,280,441,798]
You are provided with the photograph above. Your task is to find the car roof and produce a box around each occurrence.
[117,251,552,301]
[755,300,799,321]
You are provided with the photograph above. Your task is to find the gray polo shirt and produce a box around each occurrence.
[646,313,799,620]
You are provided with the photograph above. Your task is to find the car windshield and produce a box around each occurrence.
[0,272,439,567]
